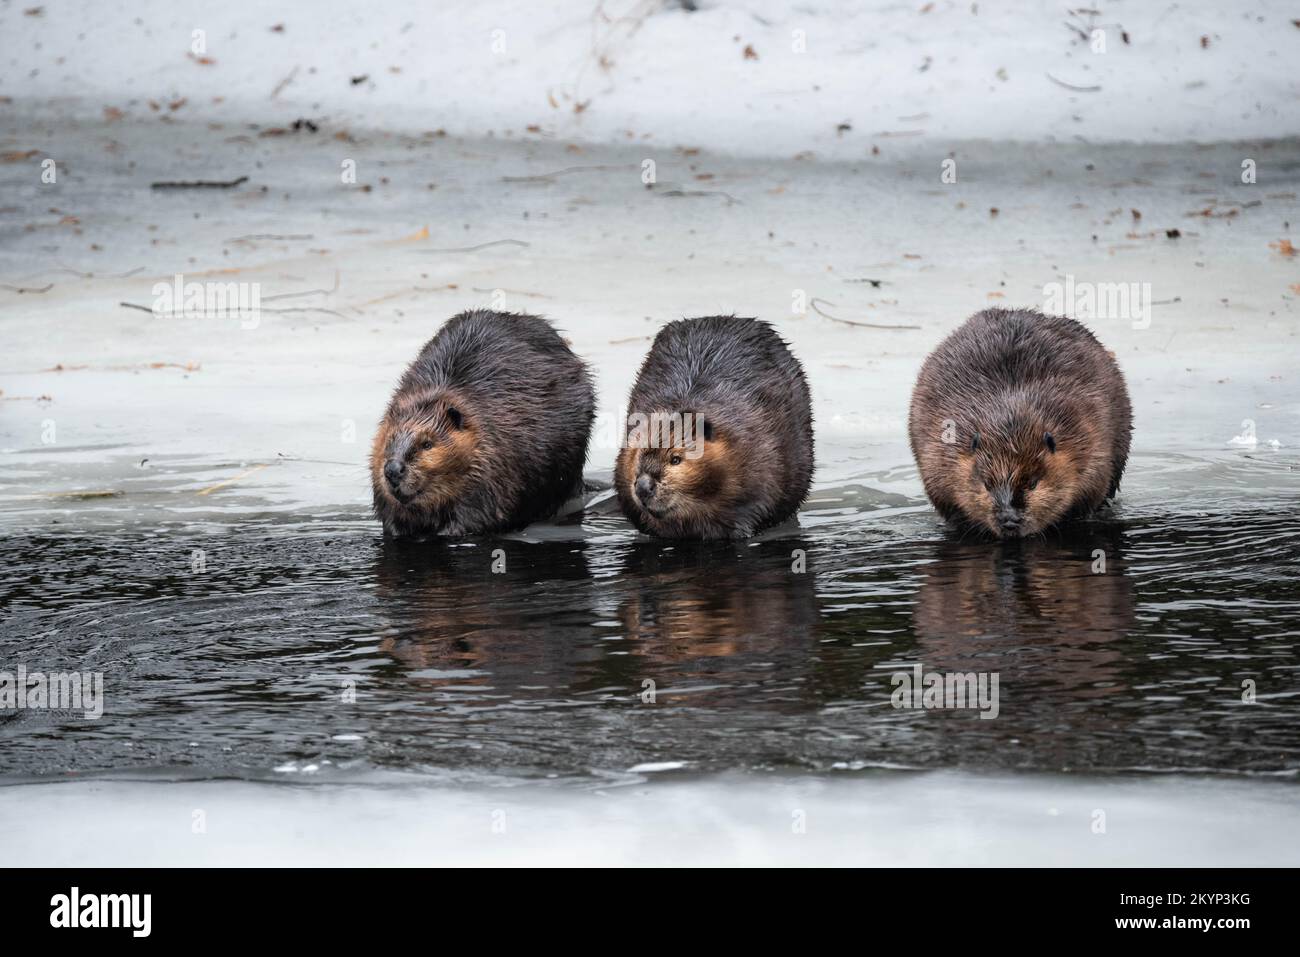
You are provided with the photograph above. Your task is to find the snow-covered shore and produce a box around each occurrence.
[5,771,1299,866]
[4,0,1299,156]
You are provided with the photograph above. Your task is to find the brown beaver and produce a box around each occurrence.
[614,316,813,539]
[371,310,595,536]
[907,307,1132,539]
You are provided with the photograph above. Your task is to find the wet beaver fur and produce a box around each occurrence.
[908,307,1132,539]
[614,316,813,539]
[371,310,595,537]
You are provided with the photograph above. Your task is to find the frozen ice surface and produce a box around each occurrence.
[3,772,1298,866]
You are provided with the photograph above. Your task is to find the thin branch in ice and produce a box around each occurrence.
[809,297,920,330]
[1046,73,1102,92]
[271,66,300,100]
[119,301,350,319]
[150,176,249,190]
[262,269,340,301]
[501,164,636,183]
[470,287,549,298]
[649,182,739,204]
[419,239,530,253]
[224,233,315,244]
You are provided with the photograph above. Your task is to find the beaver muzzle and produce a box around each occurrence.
[991,486,1023,537]
[635,473,668,516]
[634,474,657,504]
[383,458,416,503]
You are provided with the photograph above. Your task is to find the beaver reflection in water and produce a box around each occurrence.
[910,532,1135,697]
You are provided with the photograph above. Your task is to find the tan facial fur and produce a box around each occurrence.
[371,395,478,512]
[617,430,741,528]
[955,434,1082,539]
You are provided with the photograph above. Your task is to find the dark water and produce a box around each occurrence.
[2,464,1298,785]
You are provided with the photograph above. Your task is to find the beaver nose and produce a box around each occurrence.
[997,510,1021,535]
[383,459,406,489]
[634,474,656,504]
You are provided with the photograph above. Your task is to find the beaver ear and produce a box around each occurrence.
[1044,432,1056,454]
[970,431,980,452]
[446,406,464,430]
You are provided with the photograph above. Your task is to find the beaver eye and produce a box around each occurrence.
[669,454,683,466]
[421,440,435,451]
[1027,478,1039,490]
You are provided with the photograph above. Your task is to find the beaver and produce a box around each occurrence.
[370,309,595,537]
[614,316,813,539]
[908,307,1132,539]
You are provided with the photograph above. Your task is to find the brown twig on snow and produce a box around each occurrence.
[261,269,340,302]
[470,287,550,298]
[151,176,249,190]
[270,66,300,100]
[650,182,740,203]
[809,297,920,330]
[1046,73,1102,93]
[119,301,349,319]
[224,233,315,244]
[502,164,635,183]
[14,264,143,284]
[1,282,53,293]
[419,239,531,253]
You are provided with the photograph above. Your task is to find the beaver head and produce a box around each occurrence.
[371,390,478,518]
[955,407,1088,539]
[616,414,744,536]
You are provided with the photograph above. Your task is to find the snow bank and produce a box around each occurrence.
[3,0,1298,155]
[4,771,1299,866]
